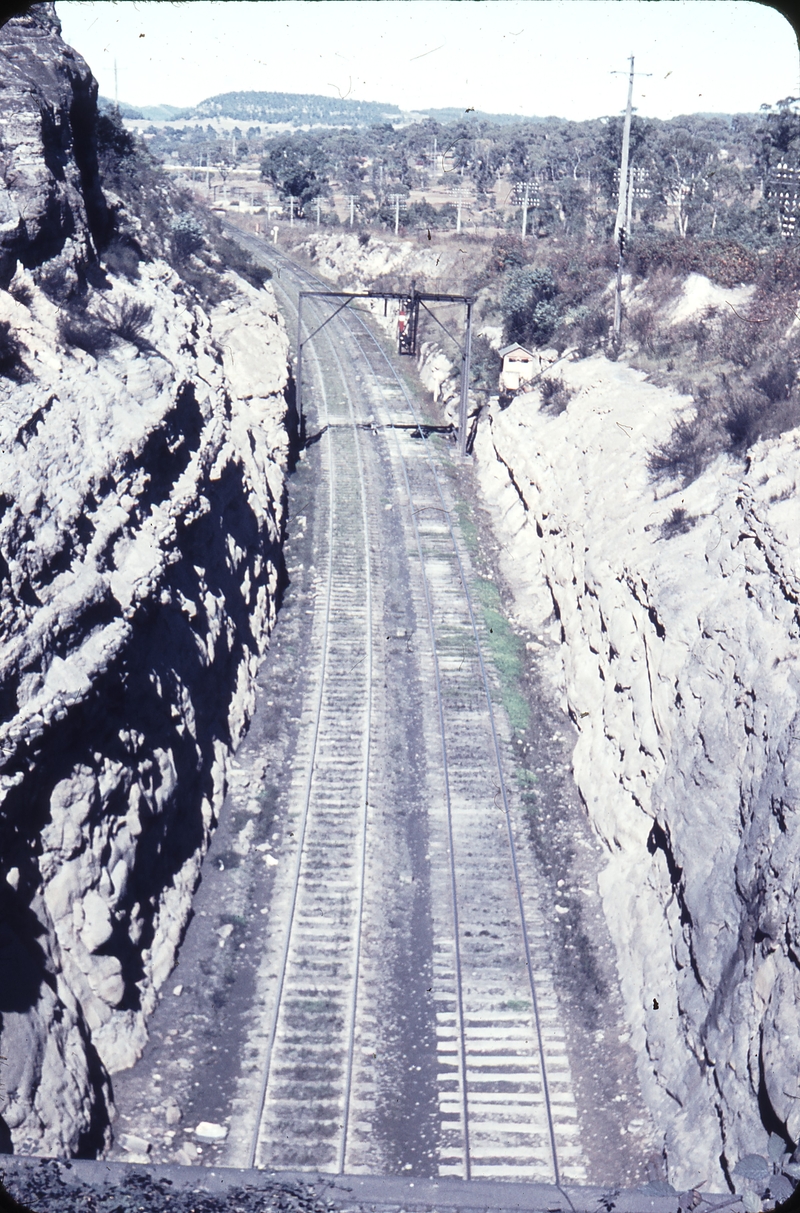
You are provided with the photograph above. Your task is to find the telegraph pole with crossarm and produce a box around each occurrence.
[611,56,651,347]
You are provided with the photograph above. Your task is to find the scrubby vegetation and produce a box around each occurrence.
[57,305,116,357]
[110,299,154,347]
[539,376,574,415]
[0,320,30,382]
[93,110,272,308]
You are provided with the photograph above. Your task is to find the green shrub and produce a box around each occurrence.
[572,308,610,358]
[0,321,31,382]
[628,305,661,354]
[722,387,768,450]
[37,262,74,304]
[111,299,153,345]
[659,507,696,539]
[501,264,560,348]
[211,233,272,289]
[647,414,710,486]
[648,372,800,488]
[8,278,33,307]
[469,334,501,400]
[754,352,796,403]
[170,213,206,259]
[490,233,527,275]
[626,233,760,288]
[58,306,115,356]
[103,236,141,280]
[540,376,574,414]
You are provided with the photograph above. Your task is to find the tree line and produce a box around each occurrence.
[251,100,800,243]
[135,96,800,244]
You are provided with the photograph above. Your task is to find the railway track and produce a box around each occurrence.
[223,229,588,1186]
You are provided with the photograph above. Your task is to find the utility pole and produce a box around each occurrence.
[296,298,304,434]
[611,56,651,348]
[449,186,468,234]
[611,56,650,243]
[613,227,625,348]
[289,196,295,226]
[458,300,474,458]
[346,194,357,226]
[114,59,119,114]
[613,55,635,245]
[511,181,537,237]
[389,193,406,236]
[316,199,321,227]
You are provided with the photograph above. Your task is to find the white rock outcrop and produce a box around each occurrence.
[0,3,290,1158]
[0,257,289,1157]
[473,354,800,1189]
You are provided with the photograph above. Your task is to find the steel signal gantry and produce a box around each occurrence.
[296,284,475,456]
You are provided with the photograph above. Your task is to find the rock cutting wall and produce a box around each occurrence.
[472,352,800,1190]
[0,5,290,1156]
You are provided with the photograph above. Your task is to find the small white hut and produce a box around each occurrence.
[498,342,536,393]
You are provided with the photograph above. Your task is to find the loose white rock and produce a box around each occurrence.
[194,1121,228,1142]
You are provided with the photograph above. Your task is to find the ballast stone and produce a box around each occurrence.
[194,1121,228,1142]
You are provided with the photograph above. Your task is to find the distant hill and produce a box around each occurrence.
[99,96,190,121]
[104,89,550,130]
[418,107,549,126]
[138,103,193,121]
[189,90,401,126]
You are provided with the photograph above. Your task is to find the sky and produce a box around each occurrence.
[57,1,800,122]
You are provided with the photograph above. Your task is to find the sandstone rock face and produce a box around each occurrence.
[472,355,800,1189]
[290,228,480,295]
[0,5,289,1158]
[0,3,109,287]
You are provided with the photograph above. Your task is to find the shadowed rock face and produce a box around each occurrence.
[0,3,290,1159]
[0,2,109,287]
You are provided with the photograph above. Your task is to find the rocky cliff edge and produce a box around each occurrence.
[0,4,290,1156]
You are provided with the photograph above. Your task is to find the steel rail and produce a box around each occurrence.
[245,293,336,1171]
[340,306,566,1192]
[275,273,375,1176]
[332,314,472,1181]
[314,316,374,1177]
[268,259,474,1176]
[227,231,570,1192]
[245,279,373,1176]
